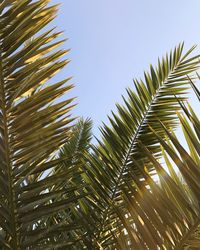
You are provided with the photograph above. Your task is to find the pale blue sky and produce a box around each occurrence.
[52,0,200,136]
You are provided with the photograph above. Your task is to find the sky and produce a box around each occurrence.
[51,0,200,137]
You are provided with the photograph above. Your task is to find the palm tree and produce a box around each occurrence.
[0,1,200,249]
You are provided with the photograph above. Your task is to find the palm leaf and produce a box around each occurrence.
[81,45,200,248]
[0,1,81,249]
[31,118,96,249]
[82,86,200,250]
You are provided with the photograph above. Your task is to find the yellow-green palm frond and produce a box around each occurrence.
[0,1,77,249]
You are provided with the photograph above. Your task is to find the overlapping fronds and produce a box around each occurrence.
[24,118,96,249]
[1,1,200,249]
[54,65,200,250]
[0,1,79,249]
[79,45,200,249]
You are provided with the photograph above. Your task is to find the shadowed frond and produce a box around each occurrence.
[36,118,97,249]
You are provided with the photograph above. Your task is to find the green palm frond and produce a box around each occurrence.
[59,118,93,160]
[51,119,93,249]
[40,118,96,249]
[54,118,93,194]
[82,84,200,250]
[81,45,200,248]
[0,1,79,249]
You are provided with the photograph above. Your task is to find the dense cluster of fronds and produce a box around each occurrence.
[0,1,199,249]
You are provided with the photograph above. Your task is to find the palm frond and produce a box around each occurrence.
[0,1,79,248]
[82,45,200,248]
[59,117,93,159]
[85,85,200,250]
[40,118,97,249]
